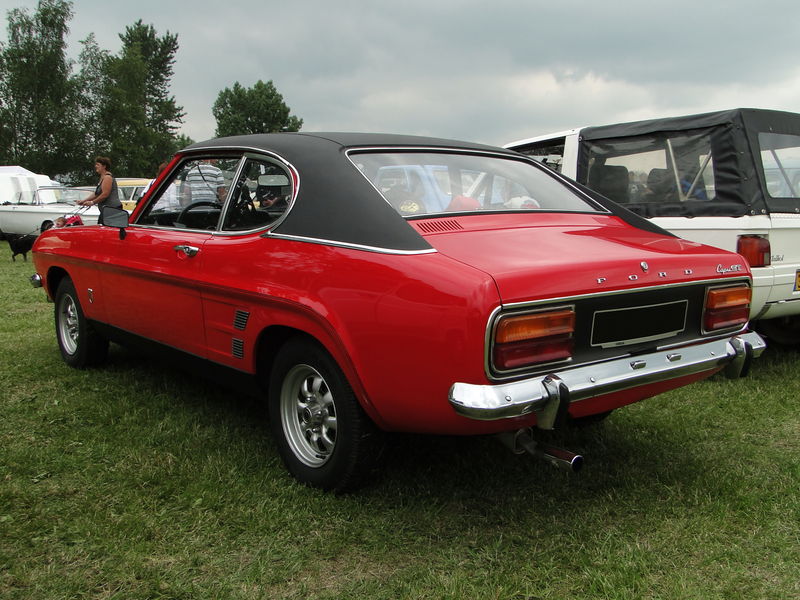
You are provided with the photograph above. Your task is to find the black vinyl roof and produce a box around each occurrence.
[184,133,524,252]
[186,131,514,154]
[182,132,670,250]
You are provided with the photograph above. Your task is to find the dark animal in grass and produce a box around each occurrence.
[6,233,37,261]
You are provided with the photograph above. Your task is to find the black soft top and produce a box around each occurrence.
[185,132,669,251]
[580,108,800,214]
[581,108,800,141]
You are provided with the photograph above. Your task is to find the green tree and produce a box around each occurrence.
[71,32,110,181]
[0,0,83,177]
[213,80,302,137]
[0,7,187,183]
[95,20,185,177]
[174,133,194,149]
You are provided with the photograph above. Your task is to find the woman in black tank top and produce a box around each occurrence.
[78,156,122,224]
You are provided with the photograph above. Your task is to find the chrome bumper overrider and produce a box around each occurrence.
[449,332,766,428]
[30,273,42,288]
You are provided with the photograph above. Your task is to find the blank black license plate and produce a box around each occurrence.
[591,300,688,348]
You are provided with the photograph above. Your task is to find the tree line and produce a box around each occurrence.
[0,0,302,184]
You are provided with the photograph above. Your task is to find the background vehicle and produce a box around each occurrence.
[1,166,57,237]
[0,166,55,202]
[0,185,98,235]
[116,177,151,212]
[506,108,800,344]
[32,133,764,490]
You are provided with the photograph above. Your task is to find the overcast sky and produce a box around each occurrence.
[2,0,799,147]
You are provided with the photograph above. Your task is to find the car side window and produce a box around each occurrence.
[15,190,35,205]
[221,158,292,231]
[136,157,240,230]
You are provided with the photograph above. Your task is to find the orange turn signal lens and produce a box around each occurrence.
[495,309,575,344]
[706,285,751,310]
[704,284,751,331]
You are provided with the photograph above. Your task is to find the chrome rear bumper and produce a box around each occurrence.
[449,332,765,428]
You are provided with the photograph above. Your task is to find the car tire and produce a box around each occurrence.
[268,337,382,492]
[54,278,109,368]
[756,316,800,347]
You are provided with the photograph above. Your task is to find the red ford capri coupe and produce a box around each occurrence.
[31,133,765,490]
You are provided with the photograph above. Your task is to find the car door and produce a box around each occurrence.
[102,155,243,358]
[196,155,296,370]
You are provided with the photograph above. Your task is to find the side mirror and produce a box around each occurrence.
[101,205,129,239]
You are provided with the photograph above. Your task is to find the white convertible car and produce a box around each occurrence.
[0,185,98,235]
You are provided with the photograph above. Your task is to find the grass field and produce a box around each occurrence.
[1,244,798,599]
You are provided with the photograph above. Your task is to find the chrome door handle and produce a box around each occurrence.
[173,244,200,257]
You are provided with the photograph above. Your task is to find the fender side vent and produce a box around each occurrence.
[233,310,250,331]
[415,219,463,234]
[232,338,245,359]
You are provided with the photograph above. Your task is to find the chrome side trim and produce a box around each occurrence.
[763,296,800,306]
[450,332,766,423]
[264,231,438,255]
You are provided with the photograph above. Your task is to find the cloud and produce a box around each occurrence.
[2,0,800,147]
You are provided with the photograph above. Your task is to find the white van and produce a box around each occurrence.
[505,108,800,344]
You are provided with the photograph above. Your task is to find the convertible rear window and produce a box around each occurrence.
[349,151,602,217]
[580,129,737,217]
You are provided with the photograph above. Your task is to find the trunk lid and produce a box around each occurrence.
[412,213,748,303]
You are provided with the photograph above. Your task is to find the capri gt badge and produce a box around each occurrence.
[717,264,743,274]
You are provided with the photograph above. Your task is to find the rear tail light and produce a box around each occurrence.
[736,235,771,267]
[704,284,751,331]
[493,308,575,370]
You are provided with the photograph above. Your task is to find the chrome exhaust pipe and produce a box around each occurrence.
[531,441,584,473]
[497,429,584,473]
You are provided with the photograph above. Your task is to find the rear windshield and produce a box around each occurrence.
[758,132,800,199]
[349,151,602,217]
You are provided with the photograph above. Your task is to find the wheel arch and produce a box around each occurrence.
[253,324,388,430]
[44,266,70,301]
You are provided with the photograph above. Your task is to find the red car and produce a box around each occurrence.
[31,133,765,491]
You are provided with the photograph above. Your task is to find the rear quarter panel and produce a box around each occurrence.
[198,234,501,433]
